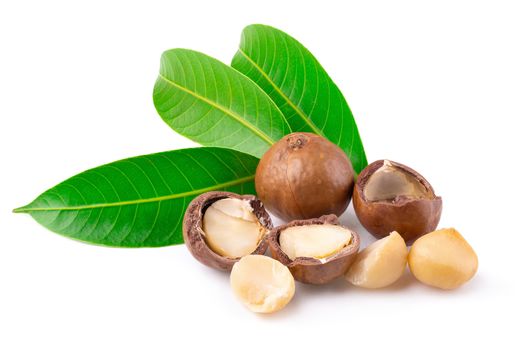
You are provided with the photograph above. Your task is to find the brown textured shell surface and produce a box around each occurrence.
[268,215,360,284]
[183,191,272,271]
[255,132,354,221]
[353,160,442,244]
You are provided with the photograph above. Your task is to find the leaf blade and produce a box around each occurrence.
[14,147,259,247]
[232,24,368,173]
[153,49,291,158]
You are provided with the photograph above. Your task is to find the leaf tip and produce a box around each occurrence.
[13,205,28,214]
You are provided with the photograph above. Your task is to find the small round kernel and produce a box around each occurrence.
[408,228,478,290]
[230,255,295,314]
[345,231,408,288]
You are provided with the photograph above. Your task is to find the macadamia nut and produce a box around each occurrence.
[345,231,408,288]
[230,255,295,313]
[255,132,354,221]
[363,161,433,201]
[353,160,442,243]
[268,215,360,284]
[202,198,266,258]
[408,228,478,290]
[279,224,353,260]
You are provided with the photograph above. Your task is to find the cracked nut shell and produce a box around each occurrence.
[268,214,360,284]
[255,132,354,221]
[183,191,272,271]
[353,160,442,244]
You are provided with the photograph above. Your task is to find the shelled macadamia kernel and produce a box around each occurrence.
[230,255,295,313]
[346,231,408,288]
[408,228,478,289]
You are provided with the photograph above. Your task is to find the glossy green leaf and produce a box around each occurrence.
[153,48,291,158]
[232,24,368,173]
[13,148,258,247]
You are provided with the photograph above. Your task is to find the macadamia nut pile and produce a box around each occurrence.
[182,135,478,314]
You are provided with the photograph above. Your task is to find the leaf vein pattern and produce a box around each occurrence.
[118,205,139,244]
[99,205,123,242]
[106,165,141,198]
[18,175,255,212]
[83,207,105,240]
[157,73,274,145]
[236,48,323,136]
[163,197,186,243]
[158,154,194,191]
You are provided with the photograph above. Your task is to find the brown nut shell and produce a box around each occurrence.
[183,191,272,271]
[255,132,354,221]
[353,160,442,244]
[268,214,360,284]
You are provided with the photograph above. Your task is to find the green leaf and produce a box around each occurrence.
[153,48,291,158]
[231,24,368,173]
[13,148,258,247]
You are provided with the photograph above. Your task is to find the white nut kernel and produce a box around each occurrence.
[202,198,266,258]
[230,255,295,313]
[408,228,478,290]
[345,231,408,288]
[279,224,352,260]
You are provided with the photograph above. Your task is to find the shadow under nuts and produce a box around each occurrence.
[183,191,272,271]
[255,132,354,221]
[353,159,442,243]
[408,228,478,290]
[268,214,360,284]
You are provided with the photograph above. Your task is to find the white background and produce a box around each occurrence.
[1,1,524,349]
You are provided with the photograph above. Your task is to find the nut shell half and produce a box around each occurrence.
[268,215,360,284]
[353,160,442,244]
[183,191,272,271]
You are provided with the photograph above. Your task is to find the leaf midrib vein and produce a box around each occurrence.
[14,175,255,212]
[237,48,324,137]
[157,73,274,145]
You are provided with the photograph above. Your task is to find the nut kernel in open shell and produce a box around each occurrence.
[183,191,272,271]
[268,215,360,284]
[353,160,442,243]
[230,255,295,314]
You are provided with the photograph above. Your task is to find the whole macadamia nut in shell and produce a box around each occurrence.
[255,132,354,221]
